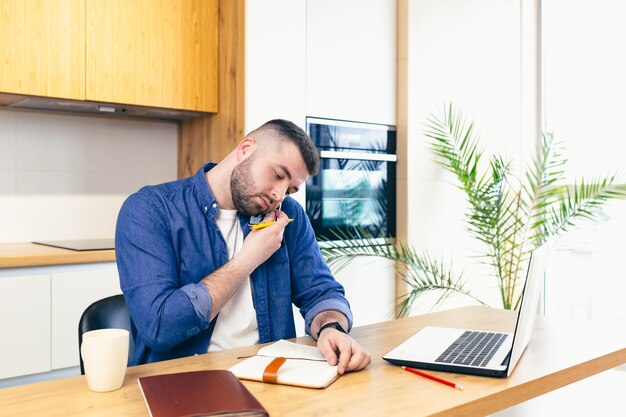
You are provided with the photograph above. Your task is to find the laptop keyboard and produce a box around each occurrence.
[435,331,509,367]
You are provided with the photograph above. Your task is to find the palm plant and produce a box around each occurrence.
[319,104,626,314]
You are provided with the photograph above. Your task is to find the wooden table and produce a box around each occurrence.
[1,306,625,417]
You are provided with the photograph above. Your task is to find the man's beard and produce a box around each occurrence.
[230,154,268,216]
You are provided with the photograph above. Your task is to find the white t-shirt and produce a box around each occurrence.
[208,209,259,352]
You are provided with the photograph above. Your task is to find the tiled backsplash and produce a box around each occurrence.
[0,108,177,243]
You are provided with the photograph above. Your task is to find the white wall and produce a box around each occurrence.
[403,0,527,310]
[0,108,177,243]
[333,257,396,326]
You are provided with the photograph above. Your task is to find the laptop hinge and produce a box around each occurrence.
[501,350,512,367]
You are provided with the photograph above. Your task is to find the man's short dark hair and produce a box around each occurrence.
[254,119,320,175]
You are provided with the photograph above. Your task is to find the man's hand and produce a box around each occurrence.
[317,328,371,374]
[238,210,289,268]
[312,311,371,374]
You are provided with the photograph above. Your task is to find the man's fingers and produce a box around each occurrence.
[336,338,352,374]
[317,331,372,374]
[318,338,338,366]
[256,211,275,226]
[274,210,291,228]
[346,342,371,371]
[321,332,352,374]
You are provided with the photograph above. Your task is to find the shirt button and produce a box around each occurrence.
[203,206,208,213]
[212,203,217,208]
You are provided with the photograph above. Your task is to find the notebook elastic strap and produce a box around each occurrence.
[262,357,287,384]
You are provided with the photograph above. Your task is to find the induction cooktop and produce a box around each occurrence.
[32,238,115,251]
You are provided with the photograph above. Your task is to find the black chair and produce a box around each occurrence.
[78,294,135,375]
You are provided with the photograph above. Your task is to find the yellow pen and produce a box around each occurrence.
[251,218,294,230]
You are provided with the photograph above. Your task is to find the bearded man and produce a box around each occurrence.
[115,119,371,374]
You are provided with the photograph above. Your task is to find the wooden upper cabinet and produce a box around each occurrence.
[86,0,219,112]
[0,0,85,100]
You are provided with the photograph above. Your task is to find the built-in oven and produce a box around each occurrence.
[305,117,397,239]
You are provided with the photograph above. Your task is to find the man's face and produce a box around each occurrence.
[230,141,309,216]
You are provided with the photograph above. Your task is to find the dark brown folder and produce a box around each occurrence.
[137,370,268,417]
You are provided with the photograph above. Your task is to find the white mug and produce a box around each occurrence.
[80,328,129,392]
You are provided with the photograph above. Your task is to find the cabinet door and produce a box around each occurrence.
[0,0,85,100]
[50,264,122,369]
[306,0,396,125]
[86,0,218,112]
[0,274,51,379]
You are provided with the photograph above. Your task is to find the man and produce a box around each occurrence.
[116,119,371,374]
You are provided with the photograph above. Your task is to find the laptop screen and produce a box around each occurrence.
[506,241,552,375]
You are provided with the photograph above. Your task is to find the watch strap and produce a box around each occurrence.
[316,321,348,339]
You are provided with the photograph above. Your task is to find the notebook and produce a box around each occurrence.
[229,339,340,389]
[383,241,551,378]
[137,370,268,417]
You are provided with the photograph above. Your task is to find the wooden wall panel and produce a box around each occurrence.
[396,0,409,308]
[178,0,245,178]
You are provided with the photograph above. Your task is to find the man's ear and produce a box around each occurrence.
[236,136,257,161]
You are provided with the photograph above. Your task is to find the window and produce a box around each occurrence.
[543,0,626,322]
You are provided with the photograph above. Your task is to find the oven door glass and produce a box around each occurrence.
[306,156,396,239]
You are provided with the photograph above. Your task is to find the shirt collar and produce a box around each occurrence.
[193,162,220,217]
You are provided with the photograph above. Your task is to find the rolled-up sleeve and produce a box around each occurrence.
[303,298,353,335]
[180,282,213,323]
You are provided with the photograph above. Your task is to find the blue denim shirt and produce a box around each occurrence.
[115,163,352,365]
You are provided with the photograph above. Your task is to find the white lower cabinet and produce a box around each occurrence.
[0,262,121,380]
[51,264,122,369]
[0,274,51,379]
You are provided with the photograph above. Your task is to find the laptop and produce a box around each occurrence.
[383,241,551,378]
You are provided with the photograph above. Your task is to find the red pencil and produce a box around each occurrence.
[402,366,464,390]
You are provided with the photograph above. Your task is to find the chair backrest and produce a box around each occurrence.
[78,294,134,375]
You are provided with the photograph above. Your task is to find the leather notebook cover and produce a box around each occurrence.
[137,370,268,417]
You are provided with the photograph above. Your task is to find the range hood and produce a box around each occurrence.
[8,96,206,121]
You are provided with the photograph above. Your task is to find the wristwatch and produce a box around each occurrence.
[316,321,348,339]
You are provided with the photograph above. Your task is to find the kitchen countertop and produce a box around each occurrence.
[0,242,115,269]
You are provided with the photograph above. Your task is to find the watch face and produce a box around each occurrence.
[247,203,282,226]
[248,214,264,226]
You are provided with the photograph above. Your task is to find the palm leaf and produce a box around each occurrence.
[318,227,484,317]
[424,105,483,192]
[318,228,395,274]
[394,241,487,317]
[536,178,626,243]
